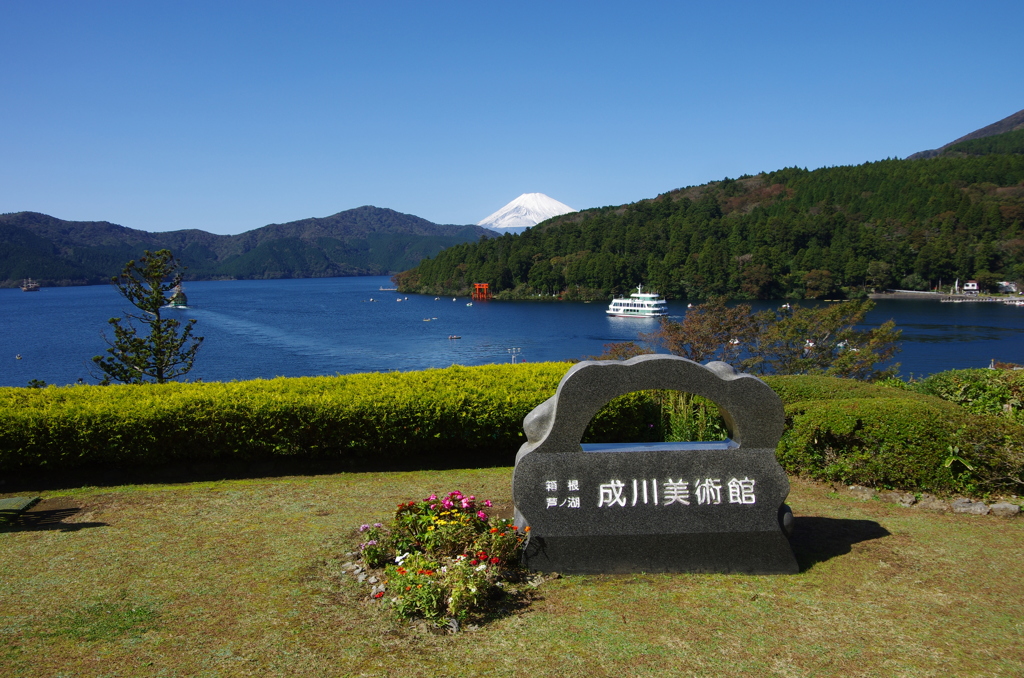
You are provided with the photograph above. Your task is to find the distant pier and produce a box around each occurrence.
[869,290,1012,303]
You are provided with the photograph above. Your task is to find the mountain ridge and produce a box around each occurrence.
[907,108,1024,160]
[0,207,492,287]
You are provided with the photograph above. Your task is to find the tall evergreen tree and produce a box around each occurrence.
[93,250,204,384]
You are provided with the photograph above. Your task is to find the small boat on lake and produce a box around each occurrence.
[20,279,41,292]
[164,284,188,309]
[606,285,668,318]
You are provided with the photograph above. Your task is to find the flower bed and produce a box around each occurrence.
[352,490,533,628]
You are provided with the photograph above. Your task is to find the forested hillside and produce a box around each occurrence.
[907,108,1024,160]
[396,135,1024,300]
[0,207,491,287]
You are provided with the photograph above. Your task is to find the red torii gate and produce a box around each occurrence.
[472,283,492,301]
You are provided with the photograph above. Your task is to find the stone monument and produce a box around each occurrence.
[512,354,798,574]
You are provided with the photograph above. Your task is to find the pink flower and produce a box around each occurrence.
[477,511,487,520]
[483,500,492,507]
[428,494,437,501]
[429,504,436,509]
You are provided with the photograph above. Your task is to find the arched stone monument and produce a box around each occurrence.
[512,354,798,574]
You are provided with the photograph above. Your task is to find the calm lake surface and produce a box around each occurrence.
[3,276,1023,387]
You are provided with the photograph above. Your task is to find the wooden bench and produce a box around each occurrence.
[0,496,41,523]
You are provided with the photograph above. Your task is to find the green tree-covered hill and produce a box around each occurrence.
[0,207,492,287]
[907,108,1024,160]
[396,133,1024,300]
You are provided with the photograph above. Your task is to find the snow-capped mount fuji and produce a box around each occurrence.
[477,193,577,234]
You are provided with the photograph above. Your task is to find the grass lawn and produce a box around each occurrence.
[2,469,1022,677]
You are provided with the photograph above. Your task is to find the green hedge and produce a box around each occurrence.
[910,368,1024,419]
[767,375,1024,495]
[0,363,668,475]
[3,366,1022,496]
[762,375,904,404]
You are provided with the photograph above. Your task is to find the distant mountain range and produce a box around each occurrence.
[907,108,1024,160]
[0,207,493,287]
[10,108,1021,290]
[477,193,577,235]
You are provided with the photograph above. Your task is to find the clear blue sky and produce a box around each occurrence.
[2,0,1021,235]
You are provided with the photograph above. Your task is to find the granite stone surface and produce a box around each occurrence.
[989,502,1021,517]
[951,498,990,515]
[512,355,798,574]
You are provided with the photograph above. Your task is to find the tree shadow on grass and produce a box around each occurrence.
[2,453,517,494]
[789,516,891,572]
[0,503,107,534]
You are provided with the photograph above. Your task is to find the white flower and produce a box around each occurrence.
[476,563,487,571]
[395,552,411,564]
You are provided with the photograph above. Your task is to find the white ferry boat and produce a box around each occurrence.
[606,285,668,318]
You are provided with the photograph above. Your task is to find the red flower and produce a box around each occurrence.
[396,567,407,575]
[489,528,498,533]
[373,592,384,599]
[490,557,500,565]
[469,559,478,565]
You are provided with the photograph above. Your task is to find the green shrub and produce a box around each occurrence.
[762,374,905,404]
[911,368,1024,419]
[775,378,1024,495]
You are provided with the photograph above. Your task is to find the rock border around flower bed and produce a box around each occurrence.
[843,485,1021,517]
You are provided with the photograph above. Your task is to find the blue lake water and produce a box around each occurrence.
[2,276,1024,387]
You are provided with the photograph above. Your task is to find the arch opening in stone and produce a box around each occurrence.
[580,389,730,446]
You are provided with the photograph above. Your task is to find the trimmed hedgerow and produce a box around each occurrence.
[768,375,1024,495]
[0,363,665,475]
[3,366,1022,496]
[761,375,902,404]
[910,368,1024,420]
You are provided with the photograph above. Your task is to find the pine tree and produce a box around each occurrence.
[92,250,204,384]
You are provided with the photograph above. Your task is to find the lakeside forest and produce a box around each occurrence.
[396,129,1024,300]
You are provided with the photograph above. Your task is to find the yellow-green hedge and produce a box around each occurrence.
[0,363,666,474]
[3,366,1021,495]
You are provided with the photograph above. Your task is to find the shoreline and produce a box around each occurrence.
[867,291,1010,301]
